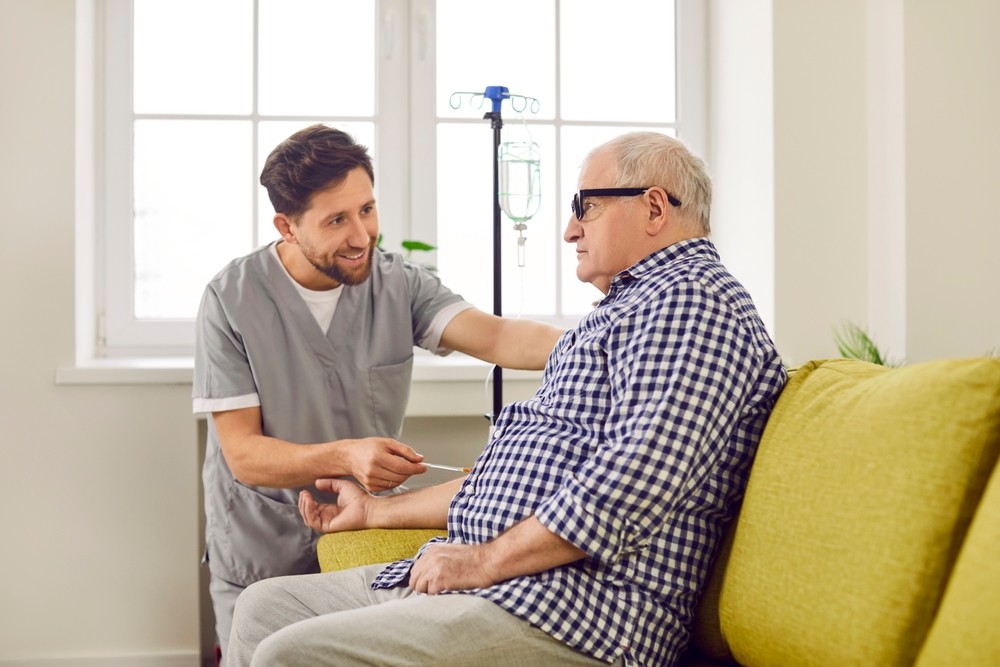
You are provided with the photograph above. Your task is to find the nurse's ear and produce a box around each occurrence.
[273,213,299,244]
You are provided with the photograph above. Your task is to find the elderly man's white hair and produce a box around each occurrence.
[588,131,712,234]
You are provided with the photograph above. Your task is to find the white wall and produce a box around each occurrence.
[903,1,1000,360]
[707,0,776,332]
[711,0,871,367]
[771,0,871,366]
[1,0,999,663]
[0,3,201,661]
[710,0,1000,366]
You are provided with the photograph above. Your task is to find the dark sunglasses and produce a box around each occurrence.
[571,187,682,220]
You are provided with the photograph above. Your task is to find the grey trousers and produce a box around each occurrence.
[227,563,622,667]
[209,572,245,667]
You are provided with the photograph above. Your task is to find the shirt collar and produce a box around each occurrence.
[606,237,719,297]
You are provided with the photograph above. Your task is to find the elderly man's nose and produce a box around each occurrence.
[563,216,582,243]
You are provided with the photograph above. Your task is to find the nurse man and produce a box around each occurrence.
[192,123,563,662]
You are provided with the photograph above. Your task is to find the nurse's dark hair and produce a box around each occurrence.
[260,124,375,219]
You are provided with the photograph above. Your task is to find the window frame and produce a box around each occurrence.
[82,0,707,358]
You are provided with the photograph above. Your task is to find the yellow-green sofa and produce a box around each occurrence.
[318,358,1000,666]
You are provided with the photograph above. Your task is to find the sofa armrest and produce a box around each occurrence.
[317,528,447,572]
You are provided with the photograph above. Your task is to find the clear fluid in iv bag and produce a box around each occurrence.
[498,142,541,223]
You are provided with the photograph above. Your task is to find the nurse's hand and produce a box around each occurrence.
[298,478,370,533]
[338,437,426,493]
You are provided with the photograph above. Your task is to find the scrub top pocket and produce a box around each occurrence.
[210,480,318,587]
[369,356,413,437]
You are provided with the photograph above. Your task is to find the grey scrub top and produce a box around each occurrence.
[193,243,467,587]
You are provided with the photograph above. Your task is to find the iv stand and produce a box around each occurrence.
[450,86,539,426]
[483,86,507,426]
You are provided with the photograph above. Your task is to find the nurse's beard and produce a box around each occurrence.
[309,238,377,286]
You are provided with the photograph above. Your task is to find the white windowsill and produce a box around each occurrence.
[56,356,196,385]
[55,352,544,417]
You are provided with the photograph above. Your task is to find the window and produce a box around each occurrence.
[89,0,705,356]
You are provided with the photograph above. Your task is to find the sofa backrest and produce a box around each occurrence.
[915,455,1000,666]
[691,357,1000,666]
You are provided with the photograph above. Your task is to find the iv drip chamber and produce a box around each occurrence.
[498,141,541,223]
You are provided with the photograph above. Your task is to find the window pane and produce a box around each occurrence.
[133,0,252,115]
[436,0,556,120]
[258,0,376,116]
[560,0,676,122]
[133,120,253,319]
[104,0,698,352]
[255,121,375,245]
[436,123,557,316]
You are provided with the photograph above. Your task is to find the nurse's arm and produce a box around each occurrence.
[439,308,562,370]
[212,406,426,490]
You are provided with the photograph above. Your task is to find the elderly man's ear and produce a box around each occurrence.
[644,187,670,235]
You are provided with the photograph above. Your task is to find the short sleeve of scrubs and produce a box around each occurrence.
[400,260,473,354]
[192,284,258,411]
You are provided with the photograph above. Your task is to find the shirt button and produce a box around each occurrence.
[493,427,504,439]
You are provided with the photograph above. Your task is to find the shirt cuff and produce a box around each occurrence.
[534,477,635,565]
[192,393,260,414]
[420,300,475,355]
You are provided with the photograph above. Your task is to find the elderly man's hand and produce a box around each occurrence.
[408,542,501,595]
[298,478,372,534]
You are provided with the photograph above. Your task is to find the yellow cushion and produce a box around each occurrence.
[317,528,447,572]
[716,358,1000,666]
[916,461,1000,666]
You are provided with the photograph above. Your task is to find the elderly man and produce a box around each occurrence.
[227,131,787,667]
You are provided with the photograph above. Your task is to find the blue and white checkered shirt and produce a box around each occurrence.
[374,238,786,666]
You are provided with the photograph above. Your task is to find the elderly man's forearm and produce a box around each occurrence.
[369,477,464,529]
[480,516,586,582]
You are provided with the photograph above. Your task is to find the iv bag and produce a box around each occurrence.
[498,141,541,223]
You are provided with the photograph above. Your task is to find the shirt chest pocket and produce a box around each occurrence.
[368,356,413,437]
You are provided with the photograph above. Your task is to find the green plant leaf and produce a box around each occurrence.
[833,321,897,366]
[401,240,436,252]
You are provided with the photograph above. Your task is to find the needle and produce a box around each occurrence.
[424,463,472,473]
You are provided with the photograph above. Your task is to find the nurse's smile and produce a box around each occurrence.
[340,249,367,261]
